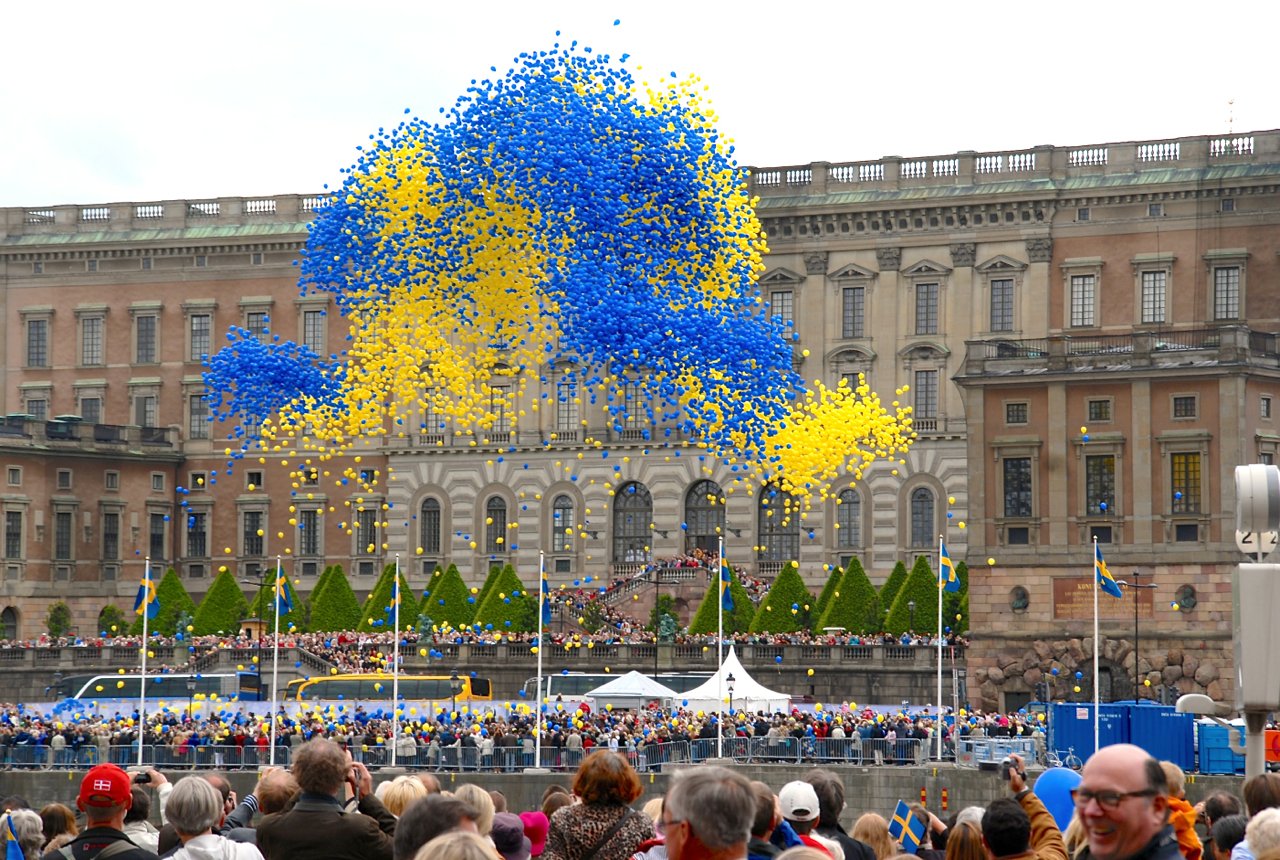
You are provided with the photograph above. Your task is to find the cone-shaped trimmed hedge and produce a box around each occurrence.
[878,560,909,619]
[749,562,815,633]
[816,556,881,634]
[192,570,250,636]
[884,555,941,635]
[420,563,475,630]
[688,566,754,635]
[471,564,535,633]
[308,565,362,633]
[128,568,198,636]
[474,564,504,614]
[810,565,842,629]
[358,563,419,632]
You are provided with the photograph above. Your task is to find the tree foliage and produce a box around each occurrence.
[943,561,970,634]
[130,568,198,636]
[47,601,72,638]
[192,570,250,636]
[308,565,362,633]
[816,556,881,634]
[810,566,842,630]
[420,563,475,630]
[357,563,419,633]
[648,594,679,632]
[878,560,909,618]
[471,564,535,633]
[884,555,942,635]
[98,604,127,637]
[749,562,815,633]
[688,566,754,635]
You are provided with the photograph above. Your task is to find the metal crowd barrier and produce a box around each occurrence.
[954,737,1040,768]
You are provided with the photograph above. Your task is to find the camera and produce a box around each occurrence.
[999,757,1016,780]
[132,772,151,785]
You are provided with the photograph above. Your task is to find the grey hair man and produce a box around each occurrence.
[663,766,755,860]
[165,777,263,860]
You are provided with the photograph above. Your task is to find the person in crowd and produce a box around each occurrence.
[417,775,442,795]
[852,816,894,860]
[456,786,497,838]
[807,771,874,860]
[395,796,480,860]
[1211,819,1249,860]
[37,805,77,854]
[1156,763,1200,860]
[256,738,395,860]
[945,822,985,860]
[907,804,947,860]
[1073,744,1176,860]
[165,776,263,860]
[5,809,45,860]
[1199,798,1243,837]
[1234,775,1280,860]
[40,763,159,860]
[661,766,754,860]
[748,781,781,860]
[411,831,498,860]
[492,813,533,860]
[519,812,548,860]
[1243,811,1280,860]
[383,777,430,819]
[979,753,1065,860]
[778,782,838,859]
[777,850,832,860]
[544,751,652,860]
[122,789,160,855]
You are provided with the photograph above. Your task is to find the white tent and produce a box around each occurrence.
[583,671,680,710]
[681,646,792,713]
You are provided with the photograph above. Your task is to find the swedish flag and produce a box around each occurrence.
[133,570,159,619]
[1095,543,1122,598]
[720,562,735,612]
[888,799,926,854]
[540,575,553,625]
[939,542,959,593]
[274,563,293,615]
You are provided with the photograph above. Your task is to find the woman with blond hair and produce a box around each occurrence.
[852,814,895,860]
[455,784,497,837]
[383,776,430,818]
[945,821,985,860]
[414,830,501,860]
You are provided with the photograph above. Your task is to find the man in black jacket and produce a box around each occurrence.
[808,770,876,860]
[1075,745,1177,860]
[42,764,159,860]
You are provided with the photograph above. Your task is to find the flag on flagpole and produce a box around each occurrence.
[1094,543,1122,598]
[274,563,294,615]
[133,569,159,619]
[720,561,735,612]
[939,541,960,593]
[540,574,553,625]
[888,800,927,854]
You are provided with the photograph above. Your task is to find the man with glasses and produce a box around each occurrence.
[662,766,753,860]
[1074,744,1179,860]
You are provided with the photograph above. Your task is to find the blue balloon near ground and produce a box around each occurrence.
[1035,767,1082,830]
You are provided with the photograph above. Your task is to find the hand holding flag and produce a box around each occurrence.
[888,799,927,854]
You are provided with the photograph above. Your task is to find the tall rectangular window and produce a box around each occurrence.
[1003,457,1033,517]
[913,370,938,419]
[55,512,73,561]
[555,378,578,432]
[355,509,377,554]
[990,278,1013,332]
[189,313,211,361]
[299,510,320,556]
[80,397,102,425]
[915,283,938,334]
[1140,271,1166,324]
[149,513,166,561]
[770,291,794,339]
[4,512,23,559]
[26,319,48,367]
[246,312,270,343]
[1171,453,1202,513]
[303,309,325,354]
[419,501,441,555]
[81,317,104,365]
[188,395,210,439]
[243,511,264,556]
[1070,275,1096,327]
[490,384,510,434]
[1213,266,1240,319]
[1086,454,1116,515]
[186,512,207,557]
[552,496,575,553]
[26,399,48,421]
[841,287,865,338]
[622,382,643,431]
[135,315,157,363]
[134,395,157,428]
[102,512,119,560]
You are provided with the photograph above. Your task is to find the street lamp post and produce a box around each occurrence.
[726,672,736,715]
[907,600,916,633]
[450,669,461,716]
[186,676,197,723]
[1118,571,1157,699]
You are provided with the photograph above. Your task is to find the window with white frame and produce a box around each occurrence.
[186,512,208,557]
[298,509,320,556]
[79,395,102,425]
[302,309,326,354]
[25,398,48,421]
[133,394,158,428]
[914,370,938,421]
[135,314,158,363]
[26,317,49,367]
[189,313,211,361]
[188,394,210,439]
[1140,271,1166,324]
[1213,266,1240,319]
[355,508,377,555]
[841,287,865,338]
[915,283,939,335]
[555,374,578,433]
[1070,274,1096,327]
[770,290,794,339]
[552,494,575,552]
[245,311,270,343]
[80,316,105,366]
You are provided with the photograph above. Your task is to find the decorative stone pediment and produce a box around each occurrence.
[875,247,901,272]
[759,267,805,286]
[897,341,950,361]
[803,252,829,275]
[830,262,878,281]
[900,259,953,278]
[949,243,977,268]
[976,255,1029,273]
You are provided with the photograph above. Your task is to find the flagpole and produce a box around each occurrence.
[391,554,402,768]
[717,533,724,760]
[936,535,944,762]
[269,556,283,767]
[535,550,545,769]
[137,557,150,769]
[1092,537,1100,754]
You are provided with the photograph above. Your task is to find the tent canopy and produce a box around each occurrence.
[584,671,680,709]
[681,646,791,713]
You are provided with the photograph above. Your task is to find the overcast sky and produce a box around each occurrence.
[3,0,1274,208]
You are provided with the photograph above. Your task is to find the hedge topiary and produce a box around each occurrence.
[749,562,815,633]
[358,563,419,632]
[420,563,475,631]
[688,565,754,635]
[308,565,362,633]
[98,604,127,637]
[473,564,505,617]
[192,570,250,636]
[47,601,72,638]
[810,565,842,629]
[129,567,197,636]
[471,564,535,633]
[816,556,881,634]
[884,555,941,636]
[878,560,909,619]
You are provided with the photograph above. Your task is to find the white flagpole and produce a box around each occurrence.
[535,550,545,769]
[269,556,283,767]
[392,555,402,768]
[1092,537,1100,754]
[936,535,944,762]
[137,557,150,769]
[717,533,724,760]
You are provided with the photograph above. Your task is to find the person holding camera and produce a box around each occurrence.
[122,770,169,854]
[40,764,159,860]
[980,754,1066,860]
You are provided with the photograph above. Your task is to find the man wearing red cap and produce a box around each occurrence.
[40,764,159,860]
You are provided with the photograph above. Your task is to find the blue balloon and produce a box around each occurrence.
[1034,768,1083,830]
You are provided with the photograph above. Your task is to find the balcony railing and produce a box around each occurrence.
[0,419,177,450]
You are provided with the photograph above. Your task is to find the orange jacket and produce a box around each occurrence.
[1166,796,1202,860]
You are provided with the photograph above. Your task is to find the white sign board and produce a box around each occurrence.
[1235,529,1279,558]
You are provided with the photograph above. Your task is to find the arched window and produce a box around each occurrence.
[836,489,861,548]
[910,488,935,548]
[613,482,652,563]
[684,480,724,554]
[552,495,575,553]
[420,498,442,555]
[757,484,800,562]
[0,606,16,640]
[484,496,507,555]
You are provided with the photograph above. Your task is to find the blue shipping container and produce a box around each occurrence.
[1197,723,1246,775]
[1128,702,1195,772]
[1050,703,1129,760]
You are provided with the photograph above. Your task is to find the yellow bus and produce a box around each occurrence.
[288,674,493,702]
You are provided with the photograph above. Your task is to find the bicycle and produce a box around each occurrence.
[1046,746,1084,771]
